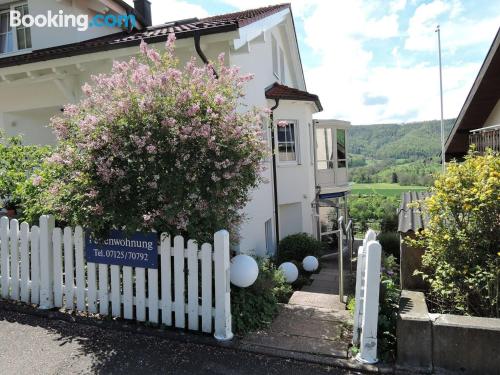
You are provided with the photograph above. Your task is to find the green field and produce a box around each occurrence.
[351,183,428,197]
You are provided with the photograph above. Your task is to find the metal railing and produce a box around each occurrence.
[469,125,500,154]
[338,216,353,303]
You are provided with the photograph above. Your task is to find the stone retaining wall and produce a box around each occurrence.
[397,290,500,374]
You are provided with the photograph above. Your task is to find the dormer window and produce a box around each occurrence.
[0,3,31,54]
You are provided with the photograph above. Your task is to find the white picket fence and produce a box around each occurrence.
[352,229,382,364]
[0,215,233,340]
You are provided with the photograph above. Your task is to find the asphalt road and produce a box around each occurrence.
[0,309,359,375]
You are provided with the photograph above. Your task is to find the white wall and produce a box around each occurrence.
[272,100,317,238]
[30,0,126,49]
[279,202,302,238]
[484,99,500,126]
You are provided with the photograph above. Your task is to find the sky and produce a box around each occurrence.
[125,0,500,125]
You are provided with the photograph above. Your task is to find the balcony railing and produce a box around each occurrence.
[469,124,500,154]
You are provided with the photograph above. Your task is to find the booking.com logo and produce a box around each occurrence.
[10,10,136,31]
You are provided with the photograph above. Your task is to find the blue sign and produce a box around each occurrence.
[85,230,158,269]
[319,191,347,199]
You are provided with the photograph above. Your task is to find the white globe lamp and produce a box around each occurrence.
[279,262,299,283]
[230,254,259,288]
[302,256,319,272]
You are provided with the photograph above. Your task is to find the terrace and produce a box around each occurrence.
[469,124,500,154]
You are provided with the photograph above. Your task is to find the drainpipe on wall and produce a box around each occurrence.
[270,99,280,256]
[194,32,219,79]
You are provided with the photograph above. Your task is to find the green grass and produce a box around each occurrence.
[351,182,428,197]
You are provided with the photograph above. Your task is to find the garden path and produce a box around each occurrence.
[241,257,354,359]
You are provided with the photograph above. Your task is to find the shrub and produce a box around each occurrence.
[378,253,400,362]
[277,232,324,264]
[0,133,52,211]
[410,150,499,317]
[348,194,399,235]
[377,232,400,260]
[23,35,267,243]
[231,258,292,334]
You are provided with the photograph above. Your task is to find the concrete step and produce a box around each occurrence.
[288,291,346,311]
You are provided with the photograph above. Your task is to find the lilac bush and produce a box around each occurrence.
[25,35,268,242]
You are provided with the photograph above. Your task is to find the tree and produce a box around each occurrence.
[410,150,499,317]
[391,172,398,184]
[0,133,51,210]
[22,35,268,243]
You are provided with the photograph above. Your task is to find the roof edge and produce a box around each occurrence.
[265,82,323,112]
[444,27,500,154]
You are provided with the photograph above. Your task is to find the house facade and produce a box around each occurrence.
[0,1,350,256]
[445,27,500,160]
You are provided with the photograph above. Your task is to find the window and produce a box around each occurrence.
[279,48,285,84]
[0,10,13,54]
[316,127,334,170]
[265,218,274,255]
[337,129,346,168]
[308,123,314,165]
[277,120,298,162]
[0,3,31,54]
[272,35,279,78]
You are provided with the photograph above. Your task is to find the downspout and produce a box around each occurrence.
[270,99,280,256]
[194,32,219,79]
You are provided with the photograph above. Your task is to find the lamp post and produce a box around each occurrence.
[436,25,446,172]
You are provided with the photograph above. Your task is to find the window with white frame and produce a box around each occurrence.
[0,2,32,54]
[279,47,285,84]
[337,128,347,168]
[272,35,279,78]
[277,120,298,163]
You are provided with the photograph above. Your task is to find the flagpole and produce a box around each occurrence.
[436,25,445,172]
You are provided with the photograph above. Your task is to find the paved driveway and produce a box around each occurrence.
[0,308,359,375]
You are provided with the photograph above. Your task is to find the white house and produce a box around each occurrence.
[0,1,350,256]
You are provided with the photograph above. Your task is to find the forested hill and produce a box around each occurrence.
[349,119,455,160]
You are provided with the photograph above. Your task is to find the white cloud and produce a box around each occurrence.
[125,0,496,124]
[404,0,499,52]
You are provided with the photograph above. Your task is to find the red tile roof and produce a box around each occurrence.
[265,82,323,111]
[0,4,290,68]
[202,4,290,27]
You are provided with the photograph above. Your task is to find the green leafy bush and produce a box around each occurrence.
[231,258,292,334]
[378,253,400,362]
[348,194,399,235]
[377,232,400,260]
[410,150,499,317]
[277,232,324,265]
[0,133,52,211]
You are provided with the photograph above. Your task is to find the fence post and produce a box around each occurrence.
[356,240,382,364]
[39,215,55,309]
[213,230,233,341]
[352,229,377,346]
[0,217,10,298]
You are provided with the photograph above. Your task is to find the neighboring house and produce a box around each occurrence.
[445,27,500,160]
[0,1,350,256]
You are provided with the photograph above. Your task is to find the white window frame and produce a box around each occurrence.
[336,128,347,168]
[279,47,285,84]
[276,120,300,165]
[0,1,32,55]
[308,122,314,165]
[271,34,279,79]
